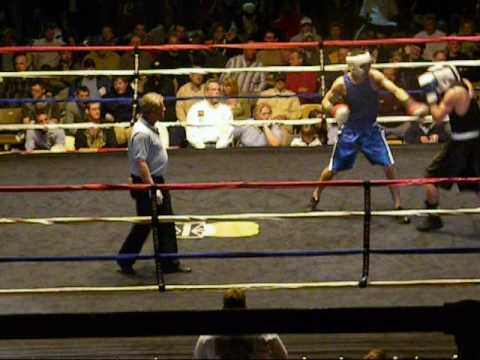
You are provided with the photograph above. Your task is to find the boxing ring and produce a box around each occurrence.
[1,37,480,358]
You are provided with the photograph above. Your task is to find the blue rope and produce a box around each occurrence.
[1,247,480,263]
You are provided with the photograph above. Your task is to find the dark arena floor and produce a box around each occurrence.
[0,145,478,359]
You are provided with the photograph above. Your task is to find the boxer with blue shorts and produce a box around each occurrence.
[310,50,429,223]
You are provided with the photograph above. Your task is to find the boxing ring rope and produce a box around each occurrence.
[1,177,479,295]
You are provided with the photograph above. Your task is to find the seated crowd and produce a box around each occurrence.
[1,5,477,151]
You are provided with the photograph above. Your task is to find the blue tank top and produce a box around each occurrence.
[344,74,378,129]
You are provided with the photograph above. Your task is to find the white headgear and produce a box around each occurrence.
[346,52,372,80]
[418,64,461,104]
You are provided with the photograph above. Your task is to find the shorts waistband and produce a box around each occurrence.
[451,130,480,141]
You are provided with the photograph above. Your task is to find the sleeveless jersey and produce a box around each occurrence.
[344,73,378,129]
[449,82,480,135]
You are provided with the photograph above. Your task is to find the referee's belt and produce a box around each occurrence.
[451,130,480,141]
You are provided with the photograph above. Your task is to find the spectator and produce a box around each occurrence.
[24,110,65,151]
[175,69,205,123]
[74,102,117,149]
[234,102,282,147]
[290,124,322,146]
[193,288,288,359]
[82,44,121,71]
[32,22,65,70]
[286,49,318,103]
[228,2,260,42]
[290,16,321,42]
[256,29,288,67]
[103,76,134,146]
[103,76,134,123]
[186,79,234,149]
[414,14,447,60]
[119,35,153,70]
[432,49,448,62]
[457,18,479,59]
[304,108,330,145]
[258,72,301,120]
[63,86,90,135]
[90,25,119,46]
[404,120,450,144]
[0,53,33,106]
[73,58,111,100]
[53,50,82,99]
[154,32,191,93]
[221,43,265,96]
[22,80,61,125]
[204,22,230,69]
[222,76,251,120]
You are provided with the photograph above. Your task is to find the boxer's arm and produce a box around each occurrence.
[430,90,456,123]
[321,77,345,114]
[371,69,409,103]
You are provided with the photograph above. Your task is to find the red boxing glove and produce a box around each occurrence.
[406,99,429,117]
[331,104,350,127]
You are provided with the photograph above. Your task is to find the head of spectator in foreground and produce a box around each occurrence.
[299,16,314,36]
[189,67,205,88]
[288,49,306,66]
[272,72,287,91]
[223,288,246,309]
[254,102,273,121]
[432,49,447,62]
[112,76,130,95]
[140,92,165,125]
[35,110,49,126]
[243,40,257,63]
[86,101,102,123]
[222,76,239,97]
[204,79,221,106]
[13,53,29,72]
[423,14,438,35]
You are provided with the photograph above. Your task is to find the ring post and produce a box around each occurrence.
[130,46,140,127]
[150,186,166,291]
[359,181,371,288]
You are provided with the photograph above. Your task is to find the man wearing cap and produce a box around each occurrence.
[290,17,321,42]
[416,64,480,231]
[309,50,428,220]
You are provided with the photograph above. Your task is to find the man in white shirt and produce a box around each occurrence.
[186,79,234,149]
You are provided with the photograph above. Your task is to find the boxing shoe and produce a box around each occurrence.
[416,215,443,232]
[308,196,320,211]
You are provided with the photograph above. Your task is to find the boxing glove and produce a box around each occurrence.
[331,104,350,127]
[406,99,429,117]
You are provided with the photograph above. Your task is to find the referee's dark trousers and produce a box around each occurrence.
[119,175,179,269]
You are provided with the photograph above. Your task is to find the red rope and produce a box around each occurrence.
[0,178,479,192]
[2,36,480,54]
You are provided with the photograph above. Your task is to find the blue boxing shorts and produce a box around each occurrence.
[328,124,394,173]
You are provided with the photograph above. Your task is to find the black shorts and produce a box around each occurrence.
[425,138,480,191]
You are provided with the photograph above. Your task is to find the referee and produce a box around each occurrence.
[117,92,191,275]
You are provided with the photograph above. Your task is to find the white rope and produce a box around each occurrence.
[1,278,479,295]
[0,115,434,131]
[0,208,479,225]
[2,59,479,79]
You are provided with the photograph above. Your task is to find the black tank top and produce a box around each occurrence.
[449,81,480,134]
